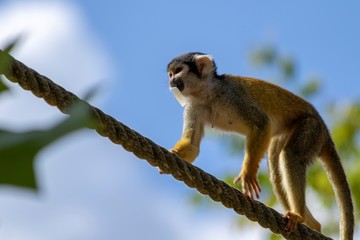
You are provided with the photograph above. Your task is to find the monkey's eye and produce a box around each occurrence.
[169,72,173,78]
[174,67,182,74]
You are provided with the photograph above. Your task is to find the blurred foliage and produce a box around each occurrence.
[0,78,8,92]
[0,38,17,92]
[0,103,92,190]
[192,44,360,238]
[328,103,360,213]
[250,44,322,99]
[0,40,92,190]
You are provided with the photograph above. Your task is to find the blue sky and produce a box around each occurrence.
[0,1,359,239]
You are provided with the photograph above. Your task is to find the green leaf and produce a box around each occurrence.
[270,233,282,240]
[0,37,20,93]
[0,101,92,190]
[1,36,22,88]
[0,50,12,76]
[279,57,295,80]
[0,129,42,189]
[1,36,22,74]
[2,36,22,53]
[300,78,321,98]
[251,46,277,67]
[0,76,9,93]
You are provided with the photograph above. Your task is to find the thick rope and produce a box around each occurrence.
[0,50,331,240]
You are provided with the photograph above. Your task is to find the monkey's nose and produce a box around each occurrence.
[170,78,184,91]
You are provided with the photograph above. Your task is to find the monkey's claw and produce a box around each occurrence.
[284,211,303,233]
[233,173,261,200]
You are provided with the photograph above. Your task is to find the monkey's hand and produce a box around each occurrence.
[233,170,261,200]
[158,139,199,174]
[170,139,199,163]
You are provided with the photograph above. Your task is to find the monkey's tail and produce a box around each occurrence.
[320,138,354,240]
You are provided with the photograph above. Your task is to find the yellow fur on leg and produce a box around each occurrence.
[158,137,199,174]
[171,138,199,163]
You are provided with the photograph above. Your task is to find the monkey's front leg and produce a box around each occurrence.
[171,106,204,163]
[159,106,204,173]
[159,129,199,174]
[234,126,271,199]
[171,129,200,163]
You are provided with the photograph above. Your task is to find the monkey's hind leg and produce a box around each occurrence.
[272,148,321,232]
[268,137,290,210]
[281,116,323,233]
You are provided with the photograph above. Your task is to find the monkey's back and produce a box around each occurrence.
[225,75,320,134]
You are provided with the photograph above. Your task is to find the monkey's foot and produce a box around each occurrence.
[233,173,261,200]
[284,211,303,233]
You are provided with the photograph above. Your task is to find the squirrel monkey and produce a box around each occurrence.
[166,52,354,239]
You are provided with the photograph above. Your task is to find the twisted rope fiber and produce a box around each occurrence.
[0,50,331,240]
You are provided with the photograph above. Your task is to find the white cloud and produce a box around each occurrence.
[0,1,264,240]
[0,0,113,130]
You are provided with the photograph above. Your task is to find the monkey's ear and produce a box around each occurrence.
[194,54,214,78]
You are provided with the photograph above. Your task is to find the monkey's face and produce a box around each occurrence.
[167,63,203,96]
[167,54,215,97]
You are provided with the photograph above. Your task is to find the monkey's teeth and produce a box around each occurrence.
[170,87,187,107]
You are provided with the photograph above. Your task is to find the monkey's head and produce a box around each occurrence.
[167,52,217,97]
